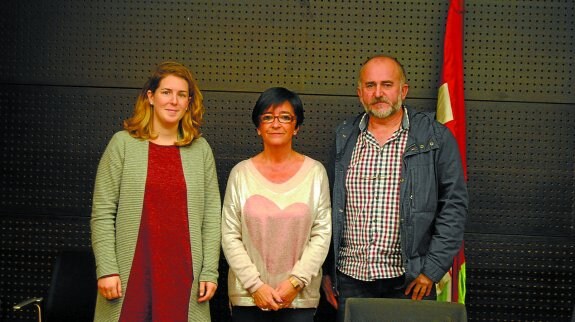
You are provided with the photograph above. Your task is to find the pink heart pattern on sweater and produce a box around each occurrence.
[244,194,311,274]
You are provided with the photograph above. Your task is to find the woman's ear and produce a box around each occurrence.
[147,90,154,106]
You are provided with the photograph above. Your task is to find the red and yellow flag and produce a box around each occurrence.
[436,0,467,304]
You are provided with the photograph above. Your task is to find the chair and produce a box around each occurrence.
[344,298,467,322]
[13,249,97,322]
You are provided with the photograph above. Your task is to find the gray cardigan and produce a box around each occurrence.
[91,131,221,321]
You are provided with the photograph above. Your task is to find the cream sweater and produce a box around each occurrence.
[221,157,331,308]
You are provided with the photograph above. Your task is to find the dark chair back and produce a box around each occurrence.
[344,298,467,322]
[44,249,97,322]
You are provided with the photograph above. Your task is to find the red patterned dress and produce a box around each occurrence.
[120,142,193,321]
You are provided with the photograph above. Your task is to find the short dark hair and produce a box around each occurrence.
[251,87,305,128]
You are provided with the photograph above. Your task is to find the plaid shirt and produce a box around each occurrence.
[338,109,409,281]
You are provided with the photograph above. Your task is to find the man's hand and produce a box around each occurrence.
[405,273,433,300]
[97,275,122,300]
[197,281,217,303]
[321,275,338,309]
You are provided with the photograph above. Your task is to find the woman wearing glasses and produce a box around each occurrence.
[221,87,331,322]
[91,62,221,321]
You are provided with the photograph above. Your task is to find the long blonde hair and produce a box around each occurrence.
[123,61,204,146]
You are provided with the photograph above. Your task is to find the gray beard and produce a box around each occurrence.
[364,97,403,119]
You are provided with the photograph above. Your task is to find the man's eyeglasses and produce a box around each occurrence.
[260,114,295,124]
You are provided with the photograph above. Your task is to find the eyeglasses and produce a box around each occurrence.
[260,114,295,124]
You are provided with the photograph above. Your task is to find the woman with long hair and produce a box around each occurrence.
[91,61,221,321]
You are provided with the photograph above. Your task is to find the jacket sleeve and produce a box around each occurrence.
[91,132,125,278]
[291,164,332,286]
[422,126,468,282]
[199,140,221,284]
[322,136,337,277]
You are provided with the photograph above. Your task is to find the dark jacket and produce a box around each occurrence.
[325,107,468,291]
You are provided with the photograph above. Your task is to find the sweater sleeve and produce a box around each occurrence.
[221,164,265,294]
[198,139,222,284]
[291,163,332,286]
[90,132,125,278]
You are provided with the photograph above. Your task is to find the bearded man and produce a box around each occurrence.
[322,54,468,322]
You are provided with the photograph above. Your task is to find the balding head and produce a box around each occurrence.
[358,55,407,88]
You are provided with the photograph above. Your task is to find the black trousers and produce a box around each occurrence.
[231,306,316,322]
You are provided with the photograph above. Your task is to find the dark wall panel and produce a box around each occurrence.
[2,1,573,102]
[1,0,574,321]
[0,85,135,216]
[465,234,574,321]
[464,1,574,102]
[466,101,575,237]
